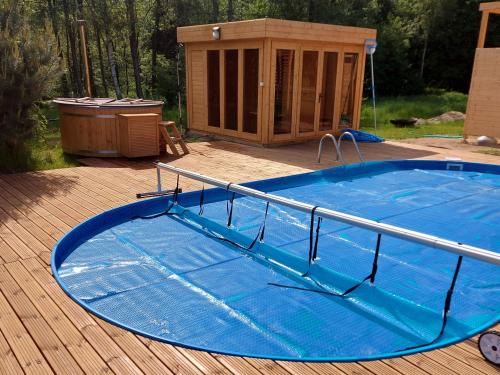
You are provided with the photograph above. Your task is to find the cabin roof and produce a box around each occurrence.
[177,18,376,45]
[480,1,500,14]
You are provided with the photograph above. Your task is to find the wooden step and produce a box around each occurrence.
[159,121,189,156]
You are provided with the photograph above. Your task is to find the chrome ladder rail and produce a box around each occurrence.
[338,131,364,162]
[317,134,344,164]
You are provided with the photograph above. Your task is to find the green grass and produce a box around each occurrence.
[360,90,467,140]
[0,102,78,173]
[473,148,500,157]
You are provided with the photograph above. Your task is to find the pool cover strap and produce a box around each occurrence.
[198,184,205,216]
[226,184,236,227]
[401,255,463,351]
[205,201,270,251]
[132,175,180,220]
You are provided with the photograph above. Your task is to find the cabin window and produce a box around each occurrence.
[224,49,238,131]
[319,52,338,131]
[243,49,259,134]
[340,53,358,127]
[274,49,295,135]
[207,50,220,127]
[299,51,318,133]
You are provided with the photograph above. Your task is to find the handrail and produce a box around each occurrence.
[317,134,343,164]
[155,162,500,266]
[338,131,364,162]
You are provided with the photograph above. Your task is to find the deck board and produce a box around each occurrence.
[0,139,498,374]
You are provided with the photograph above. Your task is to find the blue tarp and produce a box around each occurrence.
[52,160,499,362]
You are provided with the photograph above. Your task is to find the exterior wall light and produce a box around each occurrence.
[212,26,221,40]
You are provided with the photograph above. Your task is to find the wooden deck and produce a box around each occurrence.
[0,139,498,374]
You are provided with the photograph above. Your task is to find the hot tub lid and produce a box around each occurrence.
[53,97,164,108]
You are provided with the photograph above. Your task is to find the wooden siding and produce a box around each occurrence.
[190,49,207,131]
[464,48,500,139]
[59,105,162,157]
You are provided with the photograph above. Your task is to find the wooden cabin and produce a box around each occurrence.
[464,2,500,141]
[177,19,376,145]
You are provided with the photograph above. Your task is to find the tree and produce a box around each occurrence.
[0,1,62,162]
[125,0,143,97]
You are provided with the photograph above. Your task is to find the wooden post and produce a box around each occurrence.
[77,20,92,97]
[477,11,490,48]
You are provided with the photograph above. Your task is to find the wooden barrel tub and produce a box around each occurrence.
[54,98,163,157]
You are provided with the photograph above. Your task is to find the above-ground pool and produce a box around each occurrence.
[52,160,500,362]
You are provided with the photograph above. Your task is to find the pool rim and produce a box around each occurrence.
[51,159,500,362]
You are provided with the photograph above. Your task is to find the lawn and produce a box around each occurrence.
[360,91,467,140]
[0,102,79,173]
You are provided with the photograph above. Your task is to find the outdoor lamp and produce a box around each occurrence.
[212,26,221,40]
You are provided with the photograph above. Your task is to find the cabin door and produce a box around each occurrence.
[296,48,341,138]
[206,42,263,142]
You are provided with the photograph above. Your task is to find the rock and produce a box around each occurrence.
[476,135,497,146]
[426,111,466,124]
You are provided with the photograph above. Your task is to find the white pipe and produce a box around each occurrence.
[156,163,500,266]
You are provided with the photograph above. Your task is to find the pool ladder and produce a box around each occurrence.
[317,132,364,164]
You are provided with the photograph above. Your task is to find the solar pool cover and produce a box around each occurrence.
[52,160,500,361]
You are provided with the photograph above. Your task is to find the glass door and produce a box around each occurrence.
[271,45,297,140]
[318,51,339,132]
[295,48,339,137]
[297,51,319,136]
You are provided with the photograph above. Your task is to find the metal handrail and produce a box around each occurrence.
[338,131,364,162]
[155,162,500,266]
[317,134,343,164]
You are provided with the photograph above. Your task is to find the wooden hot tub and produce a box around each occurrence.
[54,98,163,157]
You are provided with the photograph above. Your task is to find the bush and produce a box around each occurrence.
[0,2,62,169]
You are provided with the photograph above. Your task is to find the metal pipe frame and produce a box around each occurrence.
[317,134,343,163]
[338,132,364,162]
[155,162,500,266]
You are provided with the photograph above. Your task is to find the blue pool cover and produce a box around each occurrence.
[52,160,500,362]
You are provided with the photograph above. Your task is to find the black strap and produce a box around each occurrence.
[259,202,270,242]
[172,174,180,203]
[312,217,322,261]
[132,174,180,220]
[198,184,205,216]
[400,255,463,352]
[205,201,270,252]
[307,206,320,266]
[226,183,235,227]
[280,233,382,297]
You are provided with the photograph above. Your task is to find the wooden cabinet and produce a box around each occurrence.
[118,113,160,157]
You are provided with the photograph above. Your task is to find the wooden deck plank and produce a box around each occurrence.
[0,181,71,236]
[138,337,206,375]
[0,329,24,375]
[0,264,85,374]
[0,290,54,374]
[0,140,498,374]
[97,320,175,375]
[22,258,145,374]
[4,260,111,374]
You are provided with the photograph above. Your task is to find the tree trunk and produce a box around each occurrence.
[96,31,109,97]
[227,0,234,21]
[102,0,122,98]
[151,0,161,97]
[211,0,219,22]
[125,0,143,98]
[420,33,428,81]
[62,0,83,96]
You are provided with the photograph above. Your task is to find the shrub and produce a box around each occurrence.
[0,2,62,167]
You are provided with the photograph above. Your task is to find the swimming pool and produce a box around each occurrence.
[52,160,500,362]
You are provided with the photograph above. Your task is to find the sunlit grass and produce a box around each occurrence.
[360,90,467,140]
